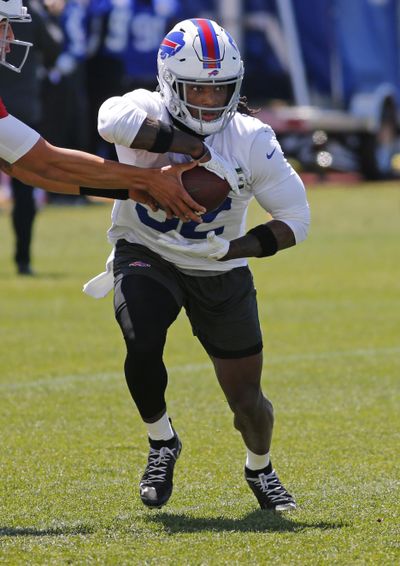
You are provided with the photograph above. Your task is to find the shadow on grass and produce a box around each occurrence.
[0,525,93,537]
[146,510,347,534]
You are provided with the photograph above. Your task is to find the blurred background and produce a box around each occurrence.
[1,0,400,270]
[2,0,400,180]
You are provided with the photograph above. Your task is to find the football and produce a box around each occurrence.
[181,166,230,213]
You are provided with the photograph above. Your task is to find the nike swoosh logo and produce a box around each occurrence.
[266,148,276,159]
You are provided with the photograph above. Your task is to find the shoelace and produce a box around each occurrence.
[141,446,177,484]
[251,470,292,503]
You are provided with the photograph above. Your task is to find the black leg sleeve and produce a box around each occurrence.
[114,274,180,420]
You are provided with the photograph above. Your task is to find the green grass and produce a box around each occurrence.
[0,183,399,565]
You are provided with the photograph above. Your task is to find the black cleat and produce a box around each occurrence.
[139,433,182,509]
[245,462,296,511]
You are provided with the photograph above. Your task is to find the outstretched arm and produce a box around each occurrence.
[0,157,80,194]
[0,157,161,209]
[7,137,206,222]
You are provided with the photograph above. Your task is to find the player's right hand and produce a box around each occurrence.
[196,144,239,195]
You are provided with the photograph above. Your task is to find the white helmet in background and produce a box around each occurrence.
[0,0,32,72]
[157,18,244,136]
[0,0,30,21]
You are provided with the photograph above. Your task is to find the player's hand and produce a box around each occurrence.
[196,144,239,195]
[157,230,230,260]
[128,188,159,212]
[144,161,206,223]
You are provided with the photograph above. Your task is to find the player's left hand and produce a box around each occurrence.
[157,230,230,260]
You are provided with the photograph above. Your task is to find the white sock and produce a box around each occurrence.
[146,413,174,441]
[246,449,270,471]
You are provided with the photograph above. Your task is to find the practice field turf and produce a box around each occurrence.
[0,183,399,564]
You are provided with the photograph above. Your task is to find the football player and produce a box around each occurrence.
[0,0,206,223]
[90,18,310,511]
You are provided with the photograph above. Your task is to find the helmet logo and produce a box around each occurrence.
[208,69,219,77]
[159,31,185,60]
[225,31,239,52]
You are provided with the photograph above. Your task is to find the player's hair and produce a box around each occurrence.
[237,96,259,117]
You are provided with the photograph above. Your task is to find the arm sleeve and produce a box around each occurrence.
[79,187,129,200]
[250,128,311,244]
[97,90,150,148]
[0,114,41,164]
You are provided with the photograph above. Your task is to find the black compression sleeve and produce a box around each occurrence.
[79,187,129,200]
[247,224,278,257]
[148,121,174,153]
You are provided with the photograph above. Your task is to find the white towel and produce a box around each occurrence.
[83,249,115,299]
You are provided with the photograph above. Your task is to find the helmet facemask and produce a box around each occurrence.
[0,0,32,72]
[162,75,242,136]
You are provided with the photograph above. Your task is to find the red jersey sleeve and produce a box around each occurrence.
[0,98,9,119]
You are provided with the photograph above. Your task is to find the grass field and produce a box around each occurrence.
[0,183,399,565]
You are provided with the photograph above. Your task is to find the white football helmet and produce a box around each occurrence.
[157,18,244,136]
[0,0,32,72]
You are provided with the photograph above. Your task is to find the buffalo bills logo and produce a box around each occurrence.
[129,261,151,268]
[208,69,219,77]
[159,31,185,60]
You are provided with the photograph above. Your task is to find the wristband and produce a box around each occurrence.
[148,121,174,153]
[247,224,278,257]
[80,187,129,200]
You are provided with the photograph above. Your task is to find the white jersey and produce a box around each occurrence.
[0,98,40,164]
[98,89,310,274]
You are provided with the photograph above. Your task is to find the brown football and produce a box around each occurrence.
[181,166,230,213]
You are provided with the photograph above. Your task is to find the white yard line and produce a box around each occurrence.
[1,346,399,391]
